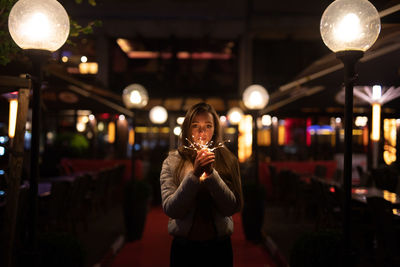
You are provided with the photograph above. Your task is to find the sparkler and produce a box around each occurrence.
[184,136,230,152]
[184,136,230,181]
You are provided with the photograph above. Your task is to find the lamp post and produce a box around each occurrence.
[242,84,269,183]
[320,0,380,263]
[149,105,168,147]
[149,105,168,125]
[122,83,148,179]
[353,85,400,168]
[227,107,243,159]
[8,0,69,264]
[227,107,244,126]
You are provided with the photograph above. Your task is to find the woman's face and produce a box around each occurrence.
[190,112,215,145]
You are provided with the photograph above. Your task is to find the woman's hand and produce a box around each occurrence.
[193,148,215,178]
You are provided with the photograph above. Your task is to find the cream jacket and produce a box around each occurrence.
[160,151,240,238]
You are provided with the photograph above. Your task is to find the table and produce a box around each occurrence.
[38,175,78,197]
[352,186,400,215]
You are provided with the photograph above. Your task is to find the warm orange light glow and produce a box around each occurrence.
[108,122,115,143]
[383,190,397,205]
[363,127,369,146]
[199,173,207,181]
[76,122,86,132]
[8,99,18,138]
[278,125,285,146]
[128,128,135,145]
[126,51,232,60]
[128,51,164,59]
[238,115,252,163]
[79,62,98,74]
[116,38,133,53]
[258,129,271,146]
[383,119,396,165]
[371,103,381,141]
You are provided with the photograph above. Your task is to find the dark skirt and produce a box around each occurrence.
[170,236,233,267]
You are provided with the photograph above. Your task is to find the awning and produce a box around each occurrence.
[43,64,134,117]
[43,63,244,118]
[261,24,400,117]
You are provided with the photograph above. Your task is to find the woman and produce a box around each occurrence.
[160,102,243,267]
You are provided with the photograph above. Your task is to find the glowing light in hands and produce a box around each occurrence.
[184,136,230,180]
[184,136,230,152]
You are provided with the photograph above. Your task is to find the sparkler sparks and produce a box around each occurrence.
[184,136,230,181]
[184,136,230,152]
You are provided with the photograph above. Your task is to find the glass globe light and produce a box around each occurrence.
[173,126,182,136]
[8,0,70,51]
[320,0,380,52]
[242,84,269,110]
[227,107,243,125]
[149,106,168,124]
[122,84,148,109]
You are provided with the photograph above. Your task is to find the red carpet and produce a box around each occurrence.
[111,206,277,267]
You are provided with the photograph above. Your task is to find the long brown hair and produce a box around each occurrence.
[174,102,243,210]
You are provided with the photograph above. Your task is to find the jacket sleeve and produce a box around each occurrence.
[203,169,240,216]
[160,155,200,219]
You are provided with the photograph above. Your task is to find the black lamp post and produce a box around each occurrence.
[122,84,149,179]
[242,84,269,183]
[149,105,168,146]
[8,0,70,264]
[227,107,244,158]
[320,0,381,263]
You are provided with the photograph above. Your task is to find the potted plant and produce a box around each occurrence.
[241,182,267,242]
[123,179,153,242]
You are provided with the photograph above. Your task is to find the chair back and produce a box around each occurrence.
[372,167,399,193]
[366,196,398,263]
[314,164,327,178]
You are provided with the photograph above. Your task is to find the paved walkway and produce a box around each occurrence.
[110,206,278,267]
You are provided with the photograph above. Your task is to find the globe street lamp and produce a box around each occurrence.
[227,107,244,125]
[8,0,69,264]
[149,105,168,149]
[320,0,380,263]
[242,85,269,183]
[122,84,148,179]
[149,105,168,125]
[122,83,149,110]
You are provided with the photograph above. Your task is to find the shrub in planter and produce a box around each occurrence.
[123,179,153,242]
[290,229,343,267]
[145,164,162,205]
[241,183,266,242]
[53,132,89,158]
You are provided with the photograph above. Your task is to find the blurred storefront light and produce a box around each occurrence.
[108,122,116,143]
[383,118,397,165]
[355,116,368,127]
[79,62,98,74]
[371,85,382,141]
[238,114,252,163]
[8,99,18,138]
